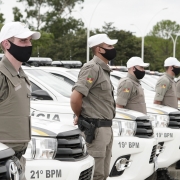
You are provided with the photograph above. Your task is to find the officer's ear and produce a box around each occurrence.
[170,66,173,71]
[1,40,10,50]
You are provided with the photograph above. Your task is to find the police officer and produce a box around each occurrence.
[0,22,40,180]
[154,57,180,180]
[116,56,149,114]
[154,57,180,108]
[70,34,117,180]
[176,76,180,101]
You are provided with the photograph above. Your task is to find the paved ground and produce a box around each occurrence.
[145,163,180,180]
[169,163,180,179]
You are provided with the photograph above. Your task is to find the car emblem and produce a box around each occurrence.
[9,162,19,180]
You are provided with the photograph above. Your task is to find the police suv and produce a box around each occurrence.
[30,100,157,180]
[25,116,94,180]
[0,143,21,180]
[30,66,180,177]
[22,64,180,179]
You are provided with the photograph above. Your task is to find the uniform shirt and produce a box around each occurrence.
[72,56,115,120]
[0,57,29,102]
[154,73,178,109]
[176,76,180,99]
[116,73,146,114]
[0,56,32,143]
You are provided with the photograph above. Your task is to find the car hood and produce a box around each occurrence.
[31,117,77,137]
[147,103,179,115]
[115,108,148,121]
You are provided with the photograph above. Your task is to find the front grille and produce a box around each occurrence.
[135,116,153,138]
[0,157,10,179]
[149,145,157,163]
[79,166,93,180]
[169,111,180,129]
[0,148,15,179]
[55,129,87,161]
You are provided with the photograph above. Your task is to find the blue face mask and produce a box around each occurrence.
[99,47,116,61]
[7,40,32,62]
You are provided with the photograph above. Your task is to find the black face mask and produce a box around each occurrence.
[7,41,32,62]
[172,66,180,76]
[99,47,116,61]
[134,67,145,79]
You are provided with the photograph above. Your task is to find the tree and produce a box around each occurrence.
[42,16,84,39]
[146,20,180,71]
[0,0,5,28]
[16,0,84,30]
[31,31,54,57]
[101,22,116,34]
[41,28,87,63]
[149,20,180,39]
[12,7,24,21]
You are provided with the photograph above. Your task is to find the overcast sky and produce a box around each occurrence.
[1,0,180,37]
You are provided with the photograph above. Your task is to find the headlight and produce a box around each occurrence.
[147,114,169,128]
[112,120,137,137]
[24,137,57,160]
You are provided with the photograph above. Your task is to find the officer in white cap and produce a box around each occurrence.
[154,57,180,109]
[71,34,117,180]
[0,22,40,180]
[116,56,149,114]
[154,57,180,180]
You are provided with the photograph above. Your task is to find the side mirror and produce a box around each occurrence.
[31,90,53,100]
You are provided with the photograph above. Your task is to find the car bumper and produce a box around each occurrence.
[107,137,157,180]
[25,155,94,180]
[154,128,180,168]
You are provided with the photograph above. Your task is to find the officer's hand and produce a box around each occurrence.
[73,116,78,125]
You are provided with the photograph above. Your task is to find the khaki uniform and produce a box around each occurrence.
[73,56,115,180]
[116,73,147,114]
[0,56,31,180]
[176,76,180,99]
[154,73,178,109]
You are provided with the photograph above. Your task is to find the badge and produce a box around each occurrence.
[161,84,166,88]
[87,75,94,83]
[123,88,130,93]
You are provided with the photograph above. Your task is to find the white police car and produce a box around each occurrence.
[31,66,180,177]
[30,100,157,180]
[25,116,94,180]
[0,143,21,180]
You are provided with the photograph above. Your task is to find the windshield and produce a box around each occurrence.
[24,69,73,98]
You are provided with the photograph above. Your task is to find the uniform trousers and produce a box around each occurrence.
[83,127,113,180]
[4,142,28,180]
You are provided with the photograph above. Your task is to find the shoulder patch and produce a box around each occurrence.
[161,84,166,88]
[86,75,94,83]
[123,88,130,92]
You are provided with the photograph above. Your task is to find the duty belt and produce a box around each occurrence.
[82,117,112,128]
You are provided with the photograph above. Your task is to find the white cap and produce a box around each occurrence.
[164,57,180,67]
[127,57,149,68]
[88,34,118,48]
[0,22,41,43]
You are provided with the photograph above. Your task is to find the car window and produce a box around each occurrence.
[25,69,73,98]
[51,73,75,86]
[30,81,42,92]
[111,75,121,80]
